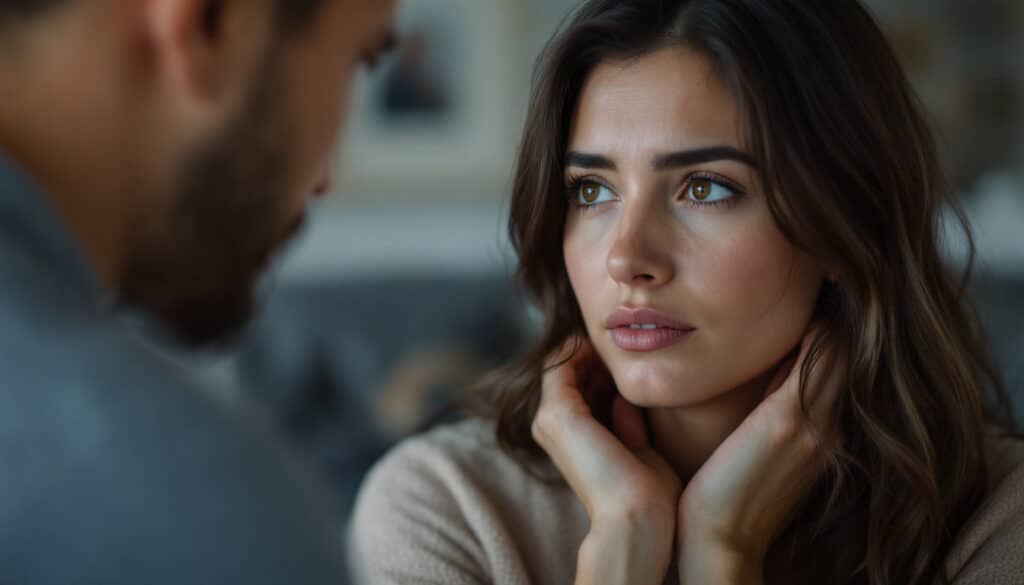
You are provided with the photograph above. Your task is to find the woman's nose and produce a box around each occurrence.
[606,206,676,288]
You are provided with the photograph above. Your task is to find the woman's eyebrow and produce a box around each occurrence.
[652,146,757,170]
[565,146,757,172]
[565,152,617,170]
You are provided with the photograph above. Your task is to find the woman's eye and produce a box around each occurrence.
[576,181,616,206]
[686,177,737,204]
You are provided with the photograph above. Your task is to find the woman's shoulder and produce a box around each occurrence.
[352,417,576,517]
[946,428,1024,584]
[358,417,546,491]
[348,417,587,585]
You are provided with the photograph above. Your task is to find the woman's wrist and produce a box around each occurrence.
[677,528,764,585]
[576,514,675,585]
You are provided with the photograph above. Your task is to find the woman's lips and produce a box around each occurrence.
[605,307,696,352]
[610,327,694,351]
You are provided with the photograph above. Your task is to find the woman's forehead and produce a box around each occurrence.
[568,47,743,156]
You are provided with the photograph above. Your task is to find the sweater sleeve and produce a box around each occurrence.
[946,439,1024,584]
[347,438,490,585]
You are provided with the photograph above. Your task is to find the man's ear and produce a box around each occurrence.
[144,0,274,115]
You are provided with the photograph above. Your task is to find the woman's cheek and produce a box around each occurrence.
[684,218,805,330]
[563,223,610,318]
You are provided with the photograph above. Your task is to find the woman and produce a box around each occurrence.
[350,1,1023,583]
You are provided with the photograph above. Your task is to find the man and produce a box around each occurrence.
[0,0,397,583]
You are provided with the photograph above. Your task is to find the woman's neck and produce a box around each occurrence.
[648,370,774,483]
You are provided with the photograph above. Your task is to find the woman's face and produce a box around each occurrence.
[563,47,825,408]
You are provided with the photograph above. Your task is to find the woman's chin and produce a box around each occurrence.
[612,365,726,409]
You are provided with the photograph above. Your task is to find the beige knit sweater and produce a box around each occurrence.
[349,419,1024,584]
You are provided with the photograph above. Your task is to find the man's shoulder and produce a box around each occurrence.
[0,218,268,474]
[0,298,208,427]
[0,298,345,583]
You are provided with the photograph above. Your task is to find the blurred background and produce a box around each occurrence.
[196,1,1023,579]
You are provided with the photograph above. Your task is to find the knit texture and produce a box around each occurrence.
[350,418,1024,584]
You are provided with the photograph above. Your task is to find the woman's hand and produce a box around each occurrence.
[676,330,842,584]
[533,338,681,585]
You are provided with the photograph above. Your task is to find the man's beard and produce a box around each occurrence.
[120,52,302,347]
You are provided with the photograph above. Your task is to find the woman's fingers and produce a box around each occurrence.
[535,339,633,506]
[534,336,680,522]
[677,324,847,570]
[752,327,843,499]
[764,326,843,431]
[713,325,839,491]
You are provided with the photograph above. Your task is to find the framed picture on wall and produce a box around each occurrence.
[333,0,532,203]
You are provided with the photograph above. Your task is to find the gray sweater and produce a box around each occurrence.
[0,154,346,583]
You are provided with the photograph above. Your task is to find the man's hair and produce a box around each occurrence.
[0,0,62,18]
[276,0,329,35]
[0,0,327,34]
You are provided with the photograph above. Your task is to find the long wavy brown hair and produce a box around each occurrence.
[472,1,1017,584]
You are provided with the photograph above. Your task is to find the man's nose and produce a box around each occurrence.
[312,168,332,198]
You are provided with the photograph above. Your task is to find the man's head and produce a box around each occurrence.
[0,0,397,345]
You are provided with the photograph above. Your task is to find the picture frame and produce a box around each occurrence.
[333,0,532,203]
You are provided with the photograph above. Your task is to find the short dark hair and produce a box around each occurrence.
[0,0,63,18]
[0,0,327,34]
[275,0,329,35]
